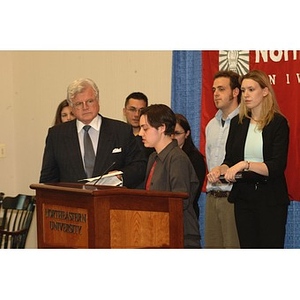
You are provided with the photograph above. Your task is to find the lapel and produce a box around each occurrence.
[240,117,251,158]
[93,117,114,175]
[64,120,86,179]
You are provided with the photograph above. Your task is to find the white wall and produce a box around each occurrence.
[0,51,172,248]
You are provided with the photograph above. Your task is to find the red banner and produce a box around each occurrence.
[200,50,300,201]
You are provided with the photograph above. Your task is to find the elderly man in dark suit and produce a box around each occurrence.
[40,78,146,188]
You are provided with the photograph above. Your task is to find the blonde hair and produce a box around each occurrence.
[239,70,282,130]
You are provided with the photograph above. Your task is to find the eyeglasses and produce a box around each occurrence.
[125,107,144,114]
[72,99,96,109]
[174,131,185,136]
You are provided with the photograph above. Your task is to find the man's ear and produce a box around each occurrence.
[233,87,240,98]
[158,124,166,134]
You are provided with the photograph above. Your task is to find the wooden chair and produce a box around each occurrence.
[0,194,36,249]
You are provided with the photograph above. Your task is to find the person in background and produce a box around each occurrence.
[174,113,206,220]
[123,92,154,159]
[139,104,201,248]
[40,78,146,188]
[207,70,290,248]
[205,70,241,249]
[123,92,148,136]
[53,99,75,125]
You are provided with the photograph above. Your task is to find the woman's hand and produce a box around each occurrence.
[224,161,247,183]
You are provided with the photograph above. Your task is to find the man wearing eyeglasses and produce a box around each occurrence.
[123,92,154,161]
[39,78,147,188]
[123,92,148,136]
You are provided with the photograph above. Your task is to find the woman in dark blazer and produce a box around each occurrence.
[207,70,289,248]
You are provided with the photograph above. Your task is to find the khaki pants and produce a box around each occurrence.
[204,193,240,248]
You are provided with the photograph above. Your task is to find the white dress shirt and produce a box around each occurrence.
[205,106,239,192]
[77,115,102,161]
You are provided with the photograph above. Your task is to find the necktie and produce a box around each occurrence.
[145,160,157,190]
[83,125,95,178]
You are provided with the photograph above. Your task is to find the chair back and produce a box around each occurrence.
[0,194,36,249]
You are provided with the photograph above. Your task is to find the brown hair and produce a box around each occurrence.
[214,70,241,103]
[140,104,175,136]
[53,99,70,125]
[240,70,282,130]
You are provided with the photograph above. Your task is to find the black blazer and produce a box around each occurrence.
[223,113,290,205]
[39,115,147,188]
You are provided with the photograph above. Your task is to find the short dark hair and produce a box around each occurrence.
[125,92,148,107]
[213,70,241,103]
[140,104,175,136]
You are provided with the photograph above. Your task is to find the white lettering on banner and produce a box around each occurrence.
[267,73,300,85]
[269,75,276,85]
[256,50,298,63]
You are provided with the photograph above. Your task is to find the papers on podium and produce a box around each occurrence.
[81,171,123,186]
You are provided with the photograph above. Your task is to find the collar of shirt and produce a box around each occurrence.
[77,115,102,157]
[215,105,240,122]
[156,139,178,162]
[76,114,102,133]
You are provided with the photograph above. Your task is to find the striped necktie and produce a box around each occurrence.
[83,125,95,178]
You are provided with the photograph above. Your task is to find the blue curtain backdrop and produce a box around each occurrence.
[171,50,300,248]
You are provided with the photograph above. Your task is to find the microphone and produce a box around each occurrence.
[92,161,116,185]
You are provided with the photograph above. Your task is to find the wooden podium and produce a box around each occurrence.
[30,183,186,249]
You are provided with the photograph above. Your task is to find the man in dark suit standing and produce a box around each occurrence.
[40,78,147,188]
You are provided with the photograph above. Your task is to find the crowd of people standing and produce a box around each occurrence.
[41,69,290,249]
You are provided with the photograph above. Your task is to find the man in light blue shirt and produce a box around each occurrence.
[205,70,241,248]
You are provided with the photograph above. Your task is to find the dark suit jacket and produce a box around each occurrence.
[39,115,147,188]
[223,113,290,205]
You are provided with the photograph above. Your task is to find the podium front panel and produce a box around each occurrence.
[31,183,185,249]
[42,204,89,248]
[110,210,170,248]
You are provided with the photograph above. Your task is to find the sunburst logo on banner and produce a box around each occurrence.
[219,51,249,75]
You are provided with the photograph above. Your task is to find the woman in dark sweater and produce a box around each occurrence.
[174,114,207,219]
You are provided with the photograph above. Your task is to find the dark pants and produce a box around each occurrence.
[234,194,288,248]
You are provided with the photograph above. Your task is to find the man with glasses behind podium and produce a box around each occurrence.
[40,78,146,188]
[123,92,148,136]
[123,92,154,162]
